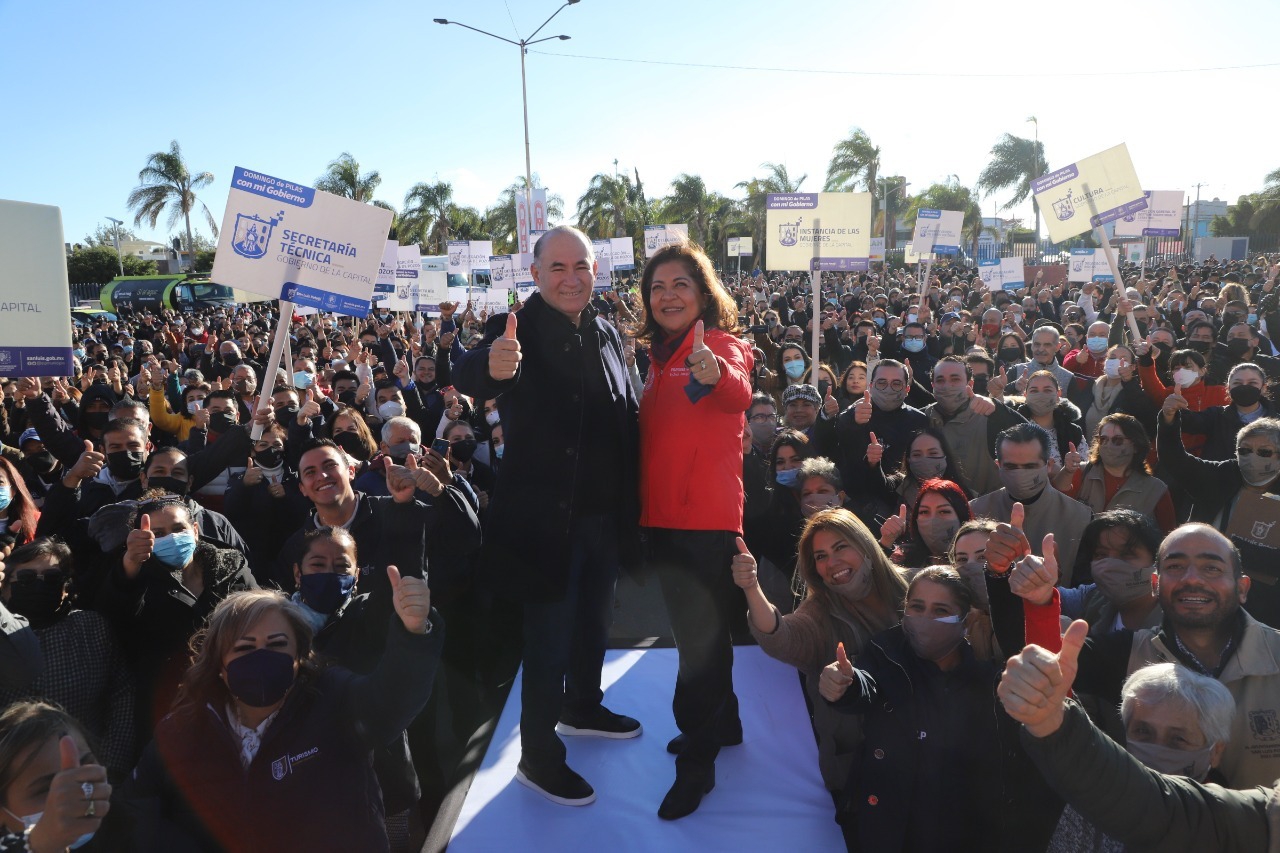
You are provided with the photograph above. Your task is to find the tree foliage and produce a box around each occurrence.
[127,140,218,272]
[66,246,156,284]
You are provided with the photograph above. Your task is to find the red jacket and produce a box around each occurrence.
[639,327,753,532]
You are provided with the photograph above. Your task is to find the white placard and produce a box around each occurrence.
[593,255,613,292]
[1113,190,1184,237]
[466,241,493,274]
[0,200,74,376]
[644,224,689,258]
[473,288,511,314]
[1067,248,1115,283]
[447,241,469,278]
[1031,144,1147,243]
[610,236,635,270]
[869,237,886,261]
[211,166,391,314]
[1122,243,1146,265]
[978,258,1027,292]
[911,209,964,255]
[374,240,398,293]
[412,270,448,313]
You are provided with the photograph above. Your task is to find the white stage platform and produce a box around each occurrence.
[448,646,845,852]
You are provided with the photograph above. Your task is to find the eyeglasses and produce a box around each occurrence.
[12,569,66,586]
[748,413,778,423]
[873,379,906,391]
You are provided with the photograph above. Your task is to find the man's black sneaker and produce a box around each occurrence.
[515,760,596,806]
[555,706,642,739]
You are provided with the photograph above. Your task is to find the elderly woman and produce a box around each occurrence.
[129,583,442,852]
[637,241,753,820]
[0,701,114,852]
[1057,413,1176,532]
[735,508,907,796]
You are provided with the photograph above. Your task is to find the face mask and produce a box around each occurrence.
[385,441,420,464]
[827,562,875,601]
[1153,341,1173,360]
[999,347,1024,363]
[332,431,369,461]
[450,437,479,462]
[981,323,1000,337]
[1226,338,1251,359]
[801,493,841,516]
[151,530,198,568]
[378,400,405,420]
[1188,340,1212,354]
[255,448,283,469]
[336,390,358,407]
[902,613,967,661]
[1230,385,1263,407]
[106,450,145,481]
[122,346,133,356]
[7,575,66,625]
[293,371,314,389]
[493,444,505,459]
[209,411,236,433]
[485,410,501,427]
[74,348,86,358]
[1024,391,1058,417]
[972,375,990,396]
[1125,739,1214,781]
[902,338,925,353]
[222,353,241,366]
[908,456,947,482]
[1099,442,1134,469]
[1171,367,1199,388]
[1248,313,1258,325]
[873,317,886,328]
[957,561,989,609]
[147,475,190,497]
[933,385,969,414]
[998,465,1047,500]
[1086,336,1109,354]
[84,410,109,430]
[1090,557,1152,606]
[750,420,777,447]
[1103,358,1122,379]
[917,516,960,557]
[224,647,296,708]
[1239,450,1280,488]
[871,384,907,411]
[1,808,93,850]
[775,467,801,488]
[299,572,356,615]
[23,451,57,477]
[784,360,807,380]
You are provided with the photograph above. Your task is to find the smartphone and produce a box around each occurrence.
[431,438,451,456]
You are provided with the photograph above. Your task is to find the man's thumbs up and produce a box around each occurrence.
[139,514,151,532]
[854,389,872,424]
[489,312,522,381]
[504,312,518,340]
[1010,501,1025,530]
[996,619,1089,737]
[1058,618,1087,680]
[387,564,401,591]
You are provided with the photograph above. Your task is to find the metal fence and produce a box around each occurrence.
[70,283,107,305]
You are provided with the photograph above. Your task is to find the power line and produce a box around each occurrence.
[529,49,1280,79]
[501,0,520,39]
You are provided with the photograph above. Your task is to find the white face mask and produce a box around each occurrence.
[2,807,94,849]
[485,410,501,427]
[1173,367,1199,388]
[1103,358,1123,379]
[378,400,405,420]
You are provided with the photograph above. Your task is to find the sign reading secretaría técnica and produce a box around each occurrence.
[0,199,74,377]
[211,167,391,314]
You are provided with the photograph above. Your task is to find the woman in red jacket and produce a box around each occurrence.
[637,242,753,821]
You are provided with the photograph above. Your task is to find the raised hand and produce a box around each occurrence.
[298,388,322,423]
[388,565,432,634]
[730,536,758,590]
[823,385,839,418]
[970,393,997,416]
[854,390,873,425]
[998,620,1088,737]
[818,642,856,702]
[64,440,105,488]
[489,313,521,381]
[688,320,722,386]
[242,457,264,487]
[985,502,1031,575]
[26,736,110,853]
[879,504,908,547]
[1162,383,1189,422]
[865,431,884,466]
[1060,442,1082,476]
[1010,533,1059,605]
[384,457,419,504]
[393,354,410,382]
[988,367,1009,399]
[191,406,211,429]
[123,513,154,577]
[406,453,443,498]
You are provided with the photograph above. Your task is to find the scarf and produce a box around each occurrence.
[1087,378,1122,438]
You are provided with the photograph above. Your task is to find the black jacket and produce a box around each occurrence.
[453,294,641,601]
[128,614,443,853]
[1179,401,1277,462]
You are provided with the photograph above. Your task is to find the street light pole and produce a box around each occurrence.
[106,217,124,276]
[435,1,579,197]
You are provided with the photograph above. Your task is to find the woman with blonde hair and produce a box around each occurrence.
[129,579,442,852]
[732,508,907,795]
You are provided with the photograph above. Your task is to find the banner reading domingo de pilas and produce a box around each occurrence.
[211,167,391,314]
[765,193,872,272]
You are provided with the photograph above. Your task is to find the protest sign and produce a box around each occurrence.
[1031,144,1146,243]
[903,242,929,266]
[1122,243,1147,265]
[0,200,74,377]
[516,192,531,254]
[466,241,494,275]
[447,241,470,278]
[489,254,534,289]
[765,193,872,271]
[594,255,613,292]
[375,240,398,293]
[727,237,754,257]
[1113,190,1184,237]
[1067,248,1116,283]
[644,224,689,258]
[610,237,635,270]
[911,209,964,255]
[374,244,422,310]
[412,270,448,314]
[473,288,511,314]
[530,189,547,232]
[869,237,886,261]
[978,257,1027,292]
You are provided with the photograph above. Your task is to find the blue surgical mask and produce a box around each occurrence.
[902,338,925,353]
[293,371,313,389]
[494,444,505,459]
[1086,336,1108,353]
[74,348,86,358]
[0,486,9,511]
[299,572,356,615]
[784,361,807,380]
[152,531,198,568]
[1249,313,1258,325]
[122,346,133,356]
[873,317,886,328]
[775,468,801,487]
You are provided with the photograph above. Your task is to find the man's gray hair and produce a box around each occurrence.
[531,224,594,264]
[1120,663,1236,746]
[380,416,421,445]
[795,456,842,492]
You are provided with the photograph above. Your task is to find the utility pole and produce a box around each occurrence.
[1191,182,1207,259]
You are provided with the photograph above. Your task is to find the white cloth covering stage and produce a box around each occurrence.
[448,646,845,852]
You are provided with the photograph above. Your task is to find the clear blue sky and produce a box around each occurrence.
[2,0,1277,248]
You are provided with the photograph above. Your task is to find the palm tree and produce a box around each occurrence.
[875,175,912,249]
[734,163,807,271]
[976,134,1048,245]
[485,176,565,254]
[126,140,219,272]
[577,172,650,239]
[1250,168,1280,235]
[904,181,985,258]
[661,174,719,248]
[824,127,880,194]
[401,180,454,253]
[315,153,382,203]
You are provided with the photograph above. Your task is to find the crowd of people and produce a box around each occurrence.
[1,223,1279,851]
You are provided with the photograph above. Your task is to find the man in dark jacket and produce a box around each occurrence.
[454,225,642,807]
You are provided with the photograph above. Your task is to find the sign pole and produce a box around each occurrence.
[253,300,294,440]
[1094,225,1142,342]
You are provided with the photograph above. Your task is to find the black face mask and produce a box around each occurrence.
[449,437,479,462]
[1187,340,1212,354]
[233,379,255,395]
[23,451,57,476]
[1153,341,1173,360]
[332,431,369,461]
[1227,338,1252,360]
[1230,385,1264,407]
[221,353,241,366]
[7,577,66,627]
[255,448,283,469]
[209,411,236,433]
[274,405,299,423]
[84,410,109,430]
[106,450,145,481]
[146,475,190,496]
[337,390,357,407]
[998,347,1024,364]
[972,375,989,396]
